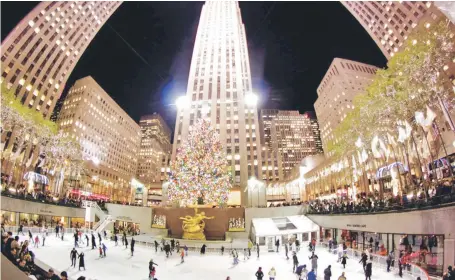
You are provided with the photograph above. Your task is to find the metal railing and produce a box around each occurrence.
[319,242,430,280]
[2,225,92,235]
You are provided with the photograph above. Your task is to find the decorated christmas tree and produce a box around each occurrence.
[167,118,232,206]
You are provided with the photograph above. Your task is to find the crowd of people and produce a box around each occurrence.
[268,200,304,207]
[307,180,455,215]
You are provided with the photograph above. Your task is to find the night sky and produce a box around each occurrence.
[1,1,387,130]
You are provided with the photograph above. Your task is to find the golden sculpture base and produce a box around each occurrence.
[182,231,206,240]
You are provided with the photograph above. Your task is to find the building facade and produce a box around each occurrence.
[314,58,378,154]
[259,110,323,184]
[57,76,140,202]
[172,1,262,206]
[0,1,121,118]
[138,113,171,206]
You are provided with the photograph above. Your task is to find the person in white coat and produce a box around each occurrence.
[268,267,276,280]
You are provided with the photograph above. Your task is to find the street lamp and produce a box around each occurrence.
[175,96,190,110]
[244,93,258,107]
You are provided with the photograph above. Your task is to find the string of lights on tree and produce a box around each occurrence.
[167,118,232,206]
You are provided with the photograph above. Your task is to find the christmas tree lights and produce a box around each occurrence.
[167,118,232,206]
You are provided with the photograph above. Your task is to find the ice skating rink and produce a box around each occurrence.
[32,235,409,280]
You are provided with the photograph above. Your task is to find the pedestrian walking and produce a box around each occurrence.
[324,265,332,280]
[339,253,348,269]
[78,252,85,270]
[292,252,299,272]
[268,267,276,280]
[365,262,372,280]
[255,267,264,280]
[70,248,78,267]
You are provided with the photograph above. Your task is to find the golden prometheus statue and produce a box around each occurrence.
[179,208,214,240]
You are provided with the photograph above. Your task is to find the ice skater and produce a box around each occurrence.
[184,244,188,256]
[55,225,60,238]
[70,248,78,267]
[98,232,102,244]
[232,249,239,265]
[256,243,260,258]
[200,244,206,255]
[285,243,289,260]
[28,230,33,243]
[18,224,24,235]
[91,233,96,250]
[359,252,368,271]
[102,243,107,257]
[74,232,79,248]
[85,234,89,247]
[255,267,264,280]
[114,234,118,246]
[339,253,348,269]
[180,248,185,263]
[268,267,276,280]
[243,248,249,260]
[221,246,225,255]
[324,265,332,280]
[125,236,129,249]
[309,252,319,275]
[99,246,103,258]
[34,235,39,248]
[78,252,85,270]
[171,239,175,251]
[148,259,158,279]
[130,237,135,256]
[103,230,107,240]
[275,239,280,253]
[154,240,158,252]
[164,242,170,258]
[292,252,299,272]
[42,232,46,246]
[365,261,372,280]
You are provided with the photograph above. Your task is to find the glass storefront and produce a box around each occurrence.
[1,211,16,226]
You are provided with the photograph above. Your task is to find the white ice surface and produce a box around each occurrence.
[28,235,408,280]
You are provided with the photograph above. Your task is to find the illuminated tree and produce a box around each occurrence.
[167,118,232,206]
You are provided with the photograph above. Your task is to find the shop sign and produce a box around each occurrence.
[346,224,366,229]
[116,216,132,221]
[39,210,53,214]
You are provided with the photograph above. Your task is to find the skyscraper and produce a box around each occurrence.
[341,1,442,59]
[259,110,323,183]
[138,113,171,205]
[172,1,261,206]
[314,58,378,154]
[58,76,140,202]
[0,1,122,119]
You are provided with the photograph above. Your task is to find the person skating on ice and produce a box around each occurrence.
[98,246,103,258]
[243,248,248,260]
[337,272,347,280]
[102,243,107,257]
[256,243,260,258]
[74,232,79,248]
[154,240,158,252]
[184,244,188,256]
[285,243,289,260]
[292,251,299,272]
[200,244,206,255]
[171,238,175,251]
[78,252,85,270]
[148,259,158,279]
[98,232,102,244]
[309,251,318,275]
[55,225,60,238]
[164,242,170,258]
[125,236,129,249]
[359,252,368,271]
[339,253,348,269]
[365,261,372,280]
[221,245,225,255]
[180,248,185,263]
[268,267,276,280]
[114,234,118,246]
[42,232,46,246]
[324,265,332,280]
[130,237,135,256]
[103,230,107,240]
[85,234,89,247]
[91,233,96,250]
[34,235,39,248]
[18,224,24,236]
[275,239,280,253]
[28,230,33,243]
[70,248,78,267]
[255,266,264,280]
